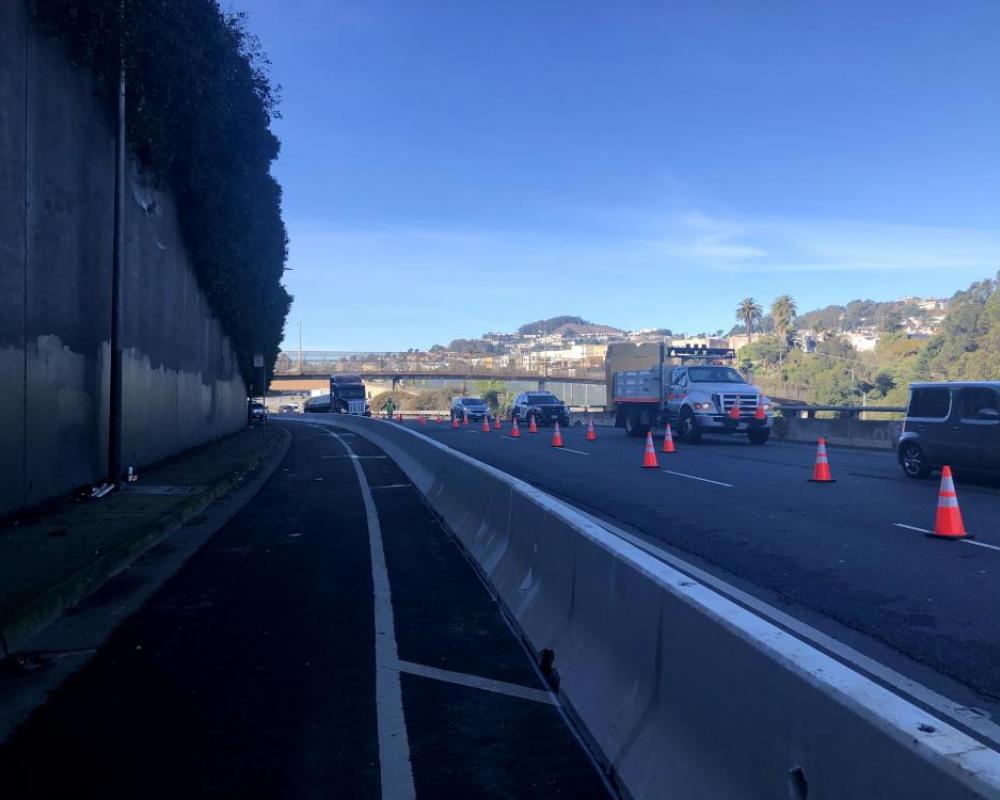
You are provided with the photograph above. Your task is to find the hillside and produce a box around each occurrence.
[516,316,623,336]
[796,298,941,333]
[737,273,997,406]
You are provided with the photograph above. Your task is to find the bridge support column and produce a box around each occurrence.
[391,376,400,392]
[537,379,546,391]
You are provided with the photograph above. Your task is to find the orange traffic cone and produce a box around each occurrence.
[728,404,740,421]
[397,413,403,422]
[511,416,521,438]
[463,411,469,426]
[482,416,491,433]
[437,415,443,424]
[586,416,597,441]
[494,415,502,430]
[420,415,426,426]
[754,403,766,421]
[808,438,835,482]
[662,423,676,454]
[452,414,459,429]
[551,421,564,447]
[642,431,659,468]
[929,466,970,539]
[528,415,538,434]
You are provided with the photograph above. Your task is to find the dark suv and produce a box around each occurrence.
[511,391,570,427]
[898,382,1000,478]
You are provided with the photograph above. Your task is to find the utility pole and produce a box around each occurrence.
[107,8,126,485]
[298,320,303,374]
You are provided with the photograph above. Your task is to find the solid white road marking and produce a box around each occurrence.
[960,540,1000,552]
[392,659,555,705]
[371,483,412,490]
[894,523,932,534]
[324,429,416,799]
[661,469,733,487]
[553,447,590,456]
[321,454,388,460]
[893,523,1000,552]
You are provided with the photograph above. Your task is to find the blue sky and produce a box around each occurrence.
[235,0,1000,351]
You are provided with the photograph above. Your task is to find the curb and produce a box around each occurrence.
[0,427,291,659]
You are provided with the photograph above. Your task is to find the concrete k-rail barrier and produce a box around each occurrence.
[331,415,1000,800]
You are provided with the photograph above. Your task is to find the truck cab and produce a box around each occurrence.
[666,364,772,444]
[329,375,371,416]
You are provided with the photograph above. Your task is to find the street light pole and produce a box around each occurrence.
[298,320,303,374]
[108,10,126,485]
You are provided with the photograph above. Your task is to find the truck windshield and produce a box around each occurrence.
[335,386,365,399]
[527,395,558,404]
[687,367,746,384]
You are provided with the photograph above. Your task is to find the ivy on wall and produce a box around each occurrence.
[32,0,292,379]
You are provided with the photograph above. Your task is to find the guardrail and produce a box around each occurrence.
[776,404,906,418]
[327,415,1000,800]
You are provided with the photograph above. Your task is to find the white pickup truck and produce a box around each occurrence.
[613,359,773,445]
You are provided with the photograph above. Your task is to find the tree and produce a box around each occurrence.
[771,295,798,341]
[736,298,763,340]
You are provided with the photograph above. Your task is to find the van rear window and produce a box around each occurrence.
[908,387,951,419]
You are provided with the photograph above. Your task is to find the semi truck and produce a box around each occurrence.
[607,342,773,444]
[303,374,371,415]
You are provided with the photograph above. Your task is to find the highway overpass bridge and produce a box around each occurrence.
[271,370,606,394]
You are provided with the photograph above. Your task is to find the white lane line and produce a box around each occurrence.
[893,523,1000,552]
[501,435,520,440]
[894,523,932,534]
[324,429,416,799]
[371,483,412,490]
[321,455,388,460]
[960,540,1000,552]
[553,447,590,456]
[393,659,555,706]
[661,469,733,488]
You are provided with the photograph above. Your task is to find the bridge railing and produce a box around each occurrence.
[274,364,607,381]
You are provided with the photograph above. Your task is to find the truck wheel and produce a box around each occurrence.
[679,409,702,444]
[624,409,648,438]
[748,429,770,445]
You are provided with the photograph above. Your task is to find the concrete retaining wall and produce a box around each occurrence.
[0,2,246,516]
[333,415,1000,800]
[773,416,902,450]
[590,411,903,450]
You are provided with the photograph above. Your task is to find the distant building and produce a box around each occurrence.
[844,332,879,352]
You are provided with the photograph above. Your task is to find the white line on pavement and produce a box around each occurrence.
[553,447,590,456]
[661,469,733,487]
[321,455,387,459]
[959,540,1000,552]
[893,523,931,534]
[371,483,412,490]
[392,659,555,706]
[893,523,1000,552]
[323,429,416,799]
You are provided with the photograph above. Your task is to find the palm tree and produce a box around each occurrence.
[771,295,798,341]
[736,298,763,339]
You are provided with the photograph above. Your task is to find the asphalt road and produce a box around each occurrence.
[404,416,1000,726]
[0,422,609,799]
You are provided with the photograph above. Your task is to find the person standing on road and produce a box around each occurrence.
[384,396,395,420]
